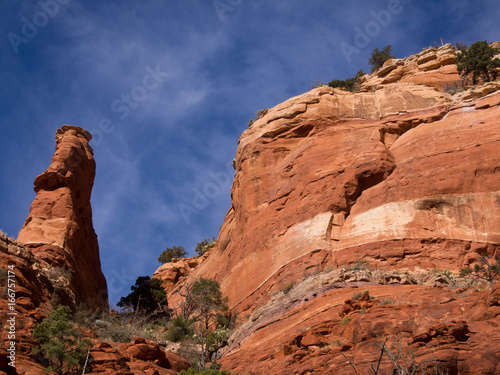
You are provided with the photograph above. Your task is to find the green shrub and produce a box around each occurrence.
[33,306,92,375]
[328,70,365,92]
[340,316,351,325]
[352,290,373,300]
[207,328,230,354]
[442,269,455,283]
[117,276,168,315]
[457,40,500,84]
[459,256,500,285]
[166,315,194,342]
[195,237,217,256]
[369,45,395,72]
[158,245,188,264]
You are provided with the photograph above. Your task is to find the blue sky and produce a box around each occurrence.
[1,0,499,305]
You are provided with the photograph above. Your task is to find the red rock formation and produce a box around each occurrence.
[221,281,500,374]
[17,125,107,308]
[360,44,462,90]
[183,83,499,316]
[157,45,500,374]
[0,232,52,373]
[1,128,195,374]
[88,337,191,374]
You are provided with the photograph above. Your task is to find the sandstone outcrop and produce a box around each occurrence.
[158,45,500,374]
[88,337,191,374]
[153,252,208,298]
[360,44,462,91]
[17,125,107,308]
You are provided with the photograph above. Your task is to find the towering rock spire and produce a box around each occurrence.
[18,125,107,308]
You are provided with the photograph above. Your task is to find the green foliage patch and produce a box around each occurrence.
[328,69,365,92]
[369,45,395,72]
[195,237,217,256]
[158,245,188,264]
[117,276,168,315]
[33,306,92,374]
[457,40,500,84]
[459,256,500,285]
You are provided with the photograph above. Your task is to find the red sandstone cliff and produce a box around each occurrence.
[159,44,500,373]
[17,125,107,308]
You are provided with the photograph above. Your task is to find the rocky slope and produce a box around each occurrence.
[159,44,500,373]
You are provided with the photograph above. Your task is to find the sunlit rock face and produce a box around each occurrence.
[153,45,500,374]
[184,82,499,315]
[18,125,108,308]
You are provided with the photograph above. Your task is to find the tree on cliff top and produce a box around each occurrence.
[158,245,188,263]
[457,40,500,84]
[328,69,366,92]
[369,45,395,72]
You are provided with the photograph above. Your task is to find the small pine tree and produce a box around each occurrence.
[32,306,92,375]
[456,40,500,84]
[369,45,395,72]
[158,245,188,264]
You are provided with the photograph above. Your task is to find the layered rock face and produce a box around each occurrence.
[187,83,499,315]
[17,125,107,308]
[360,44,462,90]
[160,45,500,373]
[0,232,52,372]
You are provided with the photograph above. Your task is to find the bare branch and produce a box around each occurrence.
[341,351,360,375]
